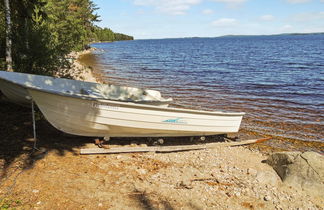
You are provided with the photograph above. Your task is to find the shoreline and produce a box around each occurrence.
[69,48,324,155]
[53,47,106,84]
[66,48,100,83]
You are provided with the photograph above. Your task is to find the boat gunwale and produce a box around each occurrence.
[0,71,172,103]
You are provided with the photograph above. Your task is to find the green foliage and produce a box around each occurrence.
[0,198,22,209]
[11,0,62,75]
[0,0,100,75]
[0,0,133,75]
[94,26,134,42]
[45,0,99,52]
[114,32,134,41]
[94,27,115,42]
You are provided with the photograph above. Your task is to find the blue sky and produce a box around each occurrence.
[93,0,324,39]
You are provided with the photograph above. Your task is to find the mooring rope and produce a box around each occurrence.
[31,100,38,152]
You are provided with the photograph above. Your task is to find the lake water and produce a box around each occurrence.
[91,35,324,142]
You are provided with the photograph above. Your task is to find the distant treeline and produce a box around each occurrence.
[0,0,133,76]
[94,27,133,42]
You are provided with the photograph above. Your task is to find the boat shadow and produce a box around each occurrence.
[109,135,226,147]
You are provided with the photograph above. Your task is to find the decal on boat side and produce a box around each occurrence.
[92,102,119,110]
[162,118,187,124]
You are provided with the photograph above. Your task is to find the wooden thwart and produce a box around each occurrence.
[80,137,270,155]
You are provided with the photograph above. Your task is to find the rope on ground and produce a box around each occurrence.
[31,100,39,152]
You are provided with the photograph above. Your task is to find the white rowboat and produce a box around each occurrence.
[28,88,245,138]
[0,71,172,107]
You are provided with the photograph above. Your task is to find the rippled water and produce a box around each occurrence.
[91,35,324,142]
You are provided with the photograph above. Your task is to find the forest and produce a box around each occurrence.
[0,0,133,75]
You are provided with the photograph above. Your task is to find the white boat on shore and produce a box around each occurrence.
[27,87,245,138]
[0,71,172,107]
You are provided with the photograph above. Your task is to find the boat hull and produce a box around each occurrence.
[28,89,244,137]
[0,79,30,106]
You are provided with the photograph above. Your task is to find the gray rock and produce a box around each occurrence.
[256,171,281,186]
[266,151,324,197]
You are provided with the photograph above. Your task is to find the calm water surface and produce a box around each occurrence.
[91,35,324,142]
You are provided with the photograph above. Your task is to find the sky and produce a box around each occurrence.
[93,0,324,39]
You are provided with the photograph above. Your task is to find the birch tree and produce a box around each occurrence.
[4,0,12,71]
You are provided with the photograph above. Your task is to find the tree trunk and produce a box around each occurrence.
[25,17,29,51]
[4,0,13,71]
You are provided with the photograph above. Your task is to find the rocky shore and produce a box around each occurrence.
[0,49,323,209]
[0,134,323,209]
[55,48,100,83]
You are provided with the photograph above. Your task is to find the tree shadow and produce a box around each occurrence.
[0,100,91,179]
[129,189,205,210]
[130,190,174,210]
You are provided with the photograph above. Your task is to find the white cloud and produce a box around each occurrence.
[212,0,247,3]
[211,18,238,27]
[202,9,214,15]
[285,0,311,3]
[211,0,247,7]
[290,11,324,23]
[260,15,275,21]
[280,24,294,32]
[301,27,324,33]
[133,0,202,15]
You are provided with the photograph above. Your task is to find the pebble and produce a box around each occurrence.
[264,195,272,201]
[247,168,258,176]
[137,168,147,175]
[32,189,39,193]
[234,191,241,197]
[276,205,283,210]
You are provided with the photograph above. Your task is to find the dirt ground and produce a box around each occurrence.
[0,100,323,209]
